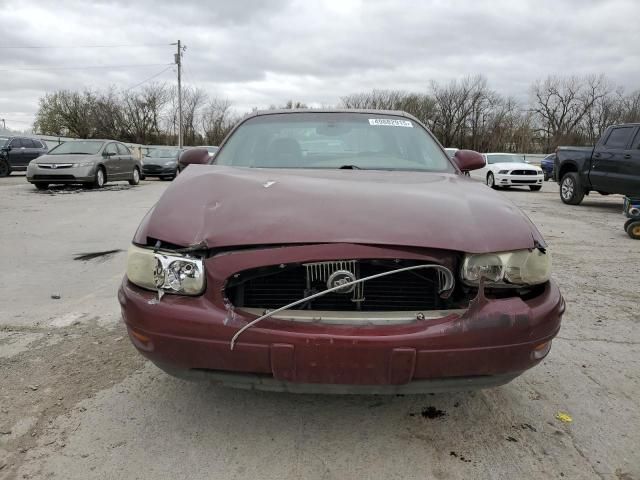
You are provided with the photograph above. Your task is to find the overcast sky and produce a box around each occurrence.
[1,0,639,130]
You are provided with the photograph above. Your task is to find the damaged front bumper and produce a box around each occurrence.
[118,243,564,393]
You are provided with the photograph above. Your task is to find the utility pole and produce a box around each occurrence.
[173,40,184,148]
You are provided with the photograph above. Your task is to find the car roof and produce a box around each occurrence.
[484,152,523,155]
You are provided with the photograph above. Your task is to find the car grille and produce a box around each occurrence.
[510,170,537,175]
[226,260,457,312]
[33,174,75,180]
[143,165,165,173]
[511,179,537,184]
[38,164,73,169]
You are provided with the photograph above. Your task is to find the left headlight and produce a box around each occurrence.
[461,249,551,287]
[164,160,177,166]
[126,244,205,295]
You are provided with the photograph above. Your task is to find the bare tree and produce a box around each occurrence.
[201,98,236,145]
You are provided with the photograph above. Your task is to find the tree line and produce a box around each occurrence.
[34,85,237,146]
[34,74,640,152]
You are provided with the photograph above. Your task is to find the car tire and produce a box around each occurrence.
[530,185,542,191]
[128,167,140,186]
[91,167,106,189]
[625,220,640,240]
[34,183,49,190]
[0,158,10,177]
[597,191,611,196]
[486,172,497,189]
[560,172,584,205]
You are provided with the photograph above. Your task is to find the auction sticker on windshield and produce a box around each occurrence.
[368,118,413,127]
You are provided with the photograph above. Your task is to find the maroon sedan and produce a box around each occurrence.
[119,110,564,394]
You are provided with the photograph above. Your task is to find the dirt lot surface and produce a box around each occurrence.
[1,173,638,480]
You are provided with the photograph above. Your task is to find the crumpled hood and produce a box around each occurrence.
[492,162,541,171]
[135,165,545,254]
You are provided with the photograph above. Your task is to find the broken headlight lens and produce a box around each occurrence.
[126,245,205,295]
[461,249,551,287]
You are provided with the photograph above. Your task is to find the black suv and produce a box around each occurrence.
[0,136,49,177]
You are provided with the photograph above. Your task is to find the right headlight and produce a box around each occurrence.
[126,244,205,295]
[461,249,551,287]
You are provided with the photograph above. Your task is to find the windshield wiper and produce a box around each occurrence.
[338,164,362,170]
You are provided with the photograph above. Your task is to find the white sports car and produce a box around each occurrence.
[472,153,544,191]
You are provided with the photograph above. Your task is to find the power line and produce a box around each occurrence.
[0,118,33,124]
[0,43,172,49]
[126,65,174,91]
[0,63,172,72]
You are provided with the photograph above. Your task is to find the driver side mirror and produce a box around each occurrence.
[103,151,115,157]
[452,150,485,172]
[179,148,210,169]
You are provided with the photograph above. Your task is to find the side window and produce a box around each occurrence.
[26,139,39,148]
[9,138,23,148]
[116,143,130,155]
[604,127,634,149]
[105,143,118,155]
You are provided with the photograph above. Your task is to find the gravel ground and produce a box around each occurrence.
[1,173,638,480]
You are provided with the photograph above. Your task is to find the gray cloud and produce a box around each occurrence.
[1,0,639,129]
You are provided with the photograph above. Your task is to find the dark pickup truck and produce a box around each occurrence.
[555,123,640,204]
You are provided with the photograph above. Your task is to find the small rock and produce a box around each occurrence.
[51,294,61,300]
[0,429,11,435]
[28,384,39,391]
[114,336,124,342]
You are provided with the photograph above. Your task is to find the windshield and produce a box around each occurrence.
[147,149,180,158]
[486,154,525,164]
[215,113,454,172]
[48,141,104,155]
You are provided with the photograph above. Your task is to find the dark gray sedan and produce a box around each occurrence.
[26,140,141,190]
[142,148,183,180]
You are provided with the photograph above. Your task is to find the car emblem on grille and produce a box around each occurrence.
[327,270,357,294]
[51,164,57,169]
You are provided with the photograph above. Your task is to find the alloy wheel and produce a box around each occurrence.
[561,177,574,200]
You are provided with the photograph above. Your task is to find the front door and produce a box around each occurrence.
[590,126,636,192]
[623,128,640,195]
[103,143,120,179]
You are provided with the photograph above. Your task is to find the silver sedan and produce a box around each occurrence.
[26,140,142,190]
